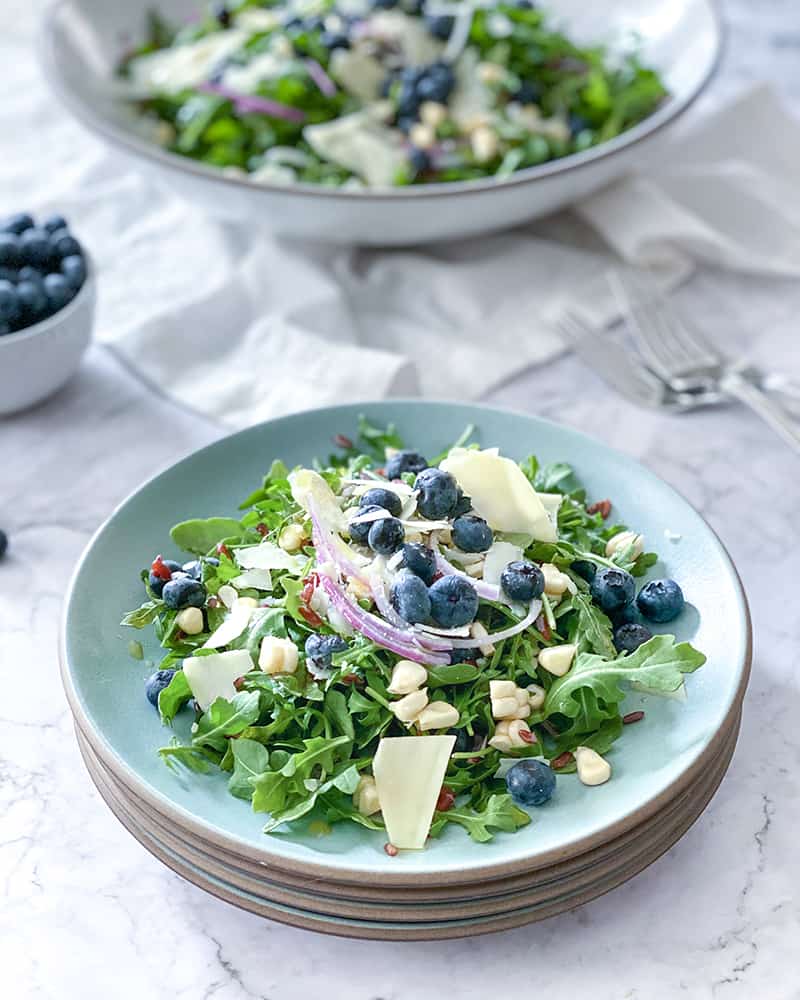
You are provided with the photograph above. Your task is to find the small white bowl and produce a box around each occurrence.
[0,258,96,416]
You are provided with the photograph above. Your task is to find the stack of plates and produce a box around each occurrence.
[61,403,751,940]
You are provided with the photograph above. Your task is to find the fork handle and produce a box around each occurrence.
[722,370,800,453]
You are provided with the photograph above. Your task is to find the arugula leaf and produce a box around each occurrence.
[568,591,616,658]
[120,599,164,628]
[158,740,220,773]
[324,689,355,740]
[170,517,245,555]
[251,735,352,816]
[263,763,362,832]
[228,737,270,800]
[192,692,261,752]
[431,794,531,843]
[158,669,192,724]
[543,636,706,724]
[543,715,624,770]
[320,789,385,831]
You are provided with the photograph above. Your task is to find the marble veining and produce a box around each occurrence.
[2,1,800,997]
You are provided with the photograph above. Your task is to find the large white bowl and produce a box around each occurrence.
[41,0,722,246]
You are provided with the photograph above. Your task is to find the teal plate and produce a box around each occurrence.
[61,401,751,886]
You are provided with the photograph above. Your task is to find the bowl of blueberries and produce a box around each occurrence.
[0,211,95,416]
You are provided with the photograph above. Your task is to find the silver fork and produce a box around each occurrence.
[607,271,800,451]
[558,309,800,453]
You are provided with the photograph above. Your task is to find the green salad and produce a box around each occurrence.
[124,419,704,850]
[119,1,668,188]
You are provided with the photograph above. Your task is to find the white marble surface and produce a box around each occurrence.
[2,1,800,997]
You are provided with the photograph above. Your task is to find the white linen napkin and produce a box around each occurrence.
[4,0,800,425]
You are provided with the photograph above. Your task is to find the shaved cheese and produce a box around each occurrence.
[329,48,385,101]
[345,480,416,498]
[128,31,247,95]
[290,469,346,532]
[223,52,292,93]
[304,111,407,187]
[232,569,273,591]
[373,735,456,849]
[440,448,557,542]
[367,11,444,65]
[183,649,254,710]
[234,9,281,31]
[204,598,256,649]
[449,47,491,128]
[234,541,306,574]
[482,540,524,586]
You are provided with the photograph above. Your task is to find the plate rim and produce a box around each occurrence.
[60,399,752,885]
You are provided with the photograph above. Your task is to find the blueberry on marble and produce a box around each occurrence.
[428,575,479,628]
[414,467,458,519]
[451,514,493,553]
[390,570,432,623]
[400,541,437,585]
[613,622,653,654]
[162,575,206,610]
[636,579,685,623]
[359,487,402,517]
[590,566,635,614]
[385,450,428,480]
[500,559,545,602]
[506,759,555,806]
[145,669,177,707]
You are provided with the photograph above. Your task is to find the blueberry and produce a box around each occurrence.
[19,228,53,269]
[162,575,206,610]
[636,579,685,623]
[61,254,87,290]
[18,266,44,287]
[390,570,432,623]
[385,450,428,479]
[416,64,454,103]
[449,647,478,664]
[400,541,437,585]
[396,115,416,134]
[453,488,472,516]
[305,633,347,671]
[610,602,640,627]
[613,622,653,654]
[380,73,397,98]
[397,85,420,118]
[0,233,21,268]
[0,322,11,337]
[590,566,635,614]
[0,266,16,284]
[428,575,479,628]
[451,514,493,553]
[359,487,402,517]
[49,229,82,259]
[16,280,48,323]
[148,559,183,597]
[414,468,458,519]
[349,504,383,545]
[321,30,349,49]
[43,273,75,313]
[372,0,398,8]
[0,280,20,325]
[409,147,431,174]
[42,214,67,234]
[506,759,555,806]
[515,80,541,104]
[0,529,7,559]
[145,669,177,707]
[500,560,544,602]
[426,15,454,39]
[1,213,34,235]
[571,559,596,583]
[368,516,405,555]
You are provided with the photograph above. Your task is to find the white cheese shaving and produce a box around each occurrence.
[204,598,257,650]
[234,541,306,574]
[449,46,491,128]
[231,569,273,591]
[127,31,248,95]
[329,48,386,101]
[222,51,293,93]
[303,111,407,187]
[183,649,254,710]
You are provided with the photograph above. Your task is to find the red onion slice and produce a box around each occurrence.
[305,59,337,97]
[199,82,306,122]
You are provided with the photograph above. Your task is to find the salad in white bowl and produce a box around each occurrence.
[123,419,704,851]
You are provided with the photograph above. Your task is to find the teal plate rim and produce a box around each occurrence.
[60,400,752,886]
